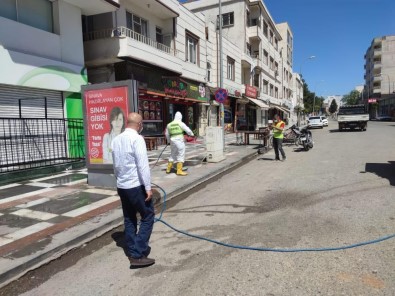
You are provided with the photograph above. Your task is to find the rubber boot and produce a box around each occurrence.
[166,162,173,174]
[176,162,187,176]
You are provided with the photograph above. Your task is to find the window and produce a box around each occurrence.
[275,38,278,50]
[263,21,268,37]
[254,73,260,88]
[275,62,279,72]
[207,62,211,82]
[227,57,235,81]
[246,43,252,56]
[263,50,268,65]
[269,30,274,44]
[269,84,274,96]
[263,80,269,94]
[221,12,234,27]
[270,57,274,70]
[186,31,199,65]
[156,27,163,44]
[275,87,278,98]
[0,0,53,32]
[126,12,148,37]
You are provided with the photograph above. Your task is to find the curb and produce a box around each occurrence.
[0,149,259,288]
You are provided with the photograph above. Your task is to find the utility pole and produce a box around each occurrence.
[219,0,225,150]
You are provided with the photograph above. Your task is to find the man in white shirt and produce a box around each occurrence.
[111,112,155,269]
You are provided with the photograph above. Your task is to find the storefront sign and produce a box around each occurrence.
[368,98,377,103]
[84,86,129,164]
[162,78,187,97]
[245,85,257,98]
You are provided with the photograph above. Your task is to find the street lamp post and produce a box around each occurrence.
[298,55,315,125]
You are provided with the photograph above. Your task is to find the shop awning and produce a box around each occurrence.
[271,105,290,114]
[245,97,269,109]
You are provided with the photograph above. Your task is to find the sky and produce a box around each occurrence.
[180,0,395,97]
[262,0,395,97]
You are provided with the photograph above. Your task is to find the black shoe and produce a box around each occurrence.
[275,158,280,161]
[282,157,286,161]
[129,256,155,269]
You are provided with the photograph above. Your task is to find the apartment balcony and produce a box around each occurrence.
[83,26,182,73]
[65,0,119,15]
[373,48,382,57]
[251,54,262,70]
[246,25,259,40]
[373,62,381,70]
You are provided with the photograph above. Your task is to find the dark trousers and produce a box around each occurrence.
[273,137,286,160]
[117,185,154,259]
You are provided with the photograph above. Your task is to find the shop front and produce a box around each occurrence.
[138,77,208,137]
[224,88,242,133]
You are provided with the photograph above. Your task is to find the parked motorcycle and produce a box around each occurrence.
[290,124,314,151]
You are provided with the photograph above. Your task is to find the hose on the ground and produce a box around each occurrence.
[151,183,395,253]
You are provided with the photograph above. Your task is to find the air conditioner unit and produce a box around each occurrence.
[205,127,226,162]
[112,29,126,38]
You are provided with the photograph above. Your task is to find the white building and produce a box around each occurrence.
[0,0,119,172]
[184,0,293,129]
[83,0,211,135]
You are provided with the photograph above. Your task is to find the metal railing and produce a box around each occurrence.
[84,26,180,57]
[0,118,85,173]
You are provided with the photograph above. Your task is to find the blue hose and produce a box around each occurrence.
[151,183,395,253]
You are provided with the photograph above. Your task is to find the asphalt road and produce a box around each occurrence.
[6,120,395,296]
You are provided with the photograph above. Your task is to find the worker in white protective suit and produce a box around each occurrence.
[165,111,194,176]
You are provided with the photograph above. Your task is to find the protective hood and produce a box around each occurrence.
[174,111,182,121]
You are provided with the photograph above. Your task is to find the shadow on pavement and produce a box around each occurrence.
[329,129,364,133]
[364,161,395,186]
[111,231,128,257]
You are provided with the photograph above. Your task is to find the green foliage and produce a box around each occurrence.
[341,90,361,105]
[329,99,338,114]
[302,79,324,114]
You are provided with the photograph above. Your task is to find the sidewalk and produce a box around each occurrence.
[0,133,267,288]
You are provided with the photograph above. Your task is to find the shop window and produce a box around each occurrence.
[0,0,53,32]
[138,96,163,136]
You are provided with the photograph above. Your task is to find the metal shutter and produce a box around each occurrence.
[0,84,63,118]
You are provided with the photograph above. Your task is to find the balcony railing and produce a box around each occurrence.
[84,26,179,57]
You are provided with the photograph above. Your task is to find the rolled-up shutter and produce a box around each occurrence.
[0,84,63,118]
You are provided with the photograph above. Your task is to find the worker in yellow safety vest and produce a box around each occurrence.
[165,112,194,175]
[271,114,286,161]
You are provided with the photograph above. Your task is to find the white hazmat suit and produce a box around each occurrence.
[165,111,194,176]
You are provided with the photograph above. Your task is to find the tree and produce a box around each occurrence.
[302,79,324,114]
[329,99,338,114]
[342,90,361,105]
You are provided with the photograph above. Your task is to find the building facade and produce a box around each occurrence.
[364,35,395,118]
[83,0,211,136]
[0,0,119,173]
[184,0,295,128]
